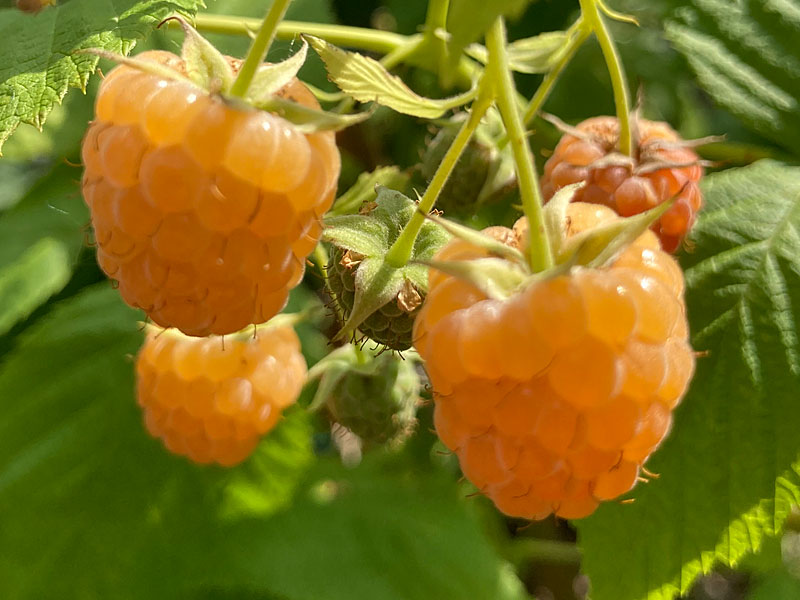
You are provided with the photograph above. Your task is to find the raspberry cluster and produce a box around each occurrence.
[136,325,307,466]
[542,116,703,252]
[81,50,339,337]
[414,203,694,519]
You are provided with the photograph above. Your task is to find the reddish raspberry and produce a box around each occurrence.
[136,324,307,466]
[15,0,55,13]
[541,116,703,252]
[81,51,340,336]
[414,202,694,520]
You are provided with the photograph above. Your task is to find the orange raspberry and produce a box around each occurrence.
[81,51,340,336]
[136,324,307,466]
[541,116,703,252]
[414,202,694,520]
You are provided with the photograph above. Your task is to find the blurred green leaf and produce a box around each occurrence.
[578,161,800,600]
[666,1,800,157]
[447,0,536,59]
[0,0,205,151]
[0,159,48,210]
[0,237,70,335]
[0,285,522,599]
[0,163,87,332]
[748,570,800,600]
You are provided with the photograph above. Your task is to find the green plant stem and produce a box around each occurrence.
[189,13,407,55]
[579,0,632,155]
[522,20,590,126]
[384,85,495,269]
[486,18,553,272]
[229,0,294,98]
[506,538,582,566]
[424,0,451,87]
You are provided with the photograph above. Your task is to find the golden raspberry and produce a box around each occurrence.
[81,50,340,336]
[136,324,307,466]
[541,116,703,252]
[414,202,694,520]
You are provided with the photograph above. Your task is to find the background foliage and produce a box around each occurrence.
[1,0,799,599]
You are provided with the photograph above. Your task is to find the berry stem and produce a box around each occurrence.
[229,0,295,98]
[521,19,590,126]
[580,0,633,156]
[505,538,582,566]
[486,18,553,272]
[384,83,495,269]
[189,13,408,55]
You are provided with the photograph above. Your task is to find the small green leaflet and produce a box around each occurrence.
[466,30,568,74]
[306,35,476,118]
[0,0,205,152]
[577,161,800,600]
[666,0,800,157]
[446,0,536,60]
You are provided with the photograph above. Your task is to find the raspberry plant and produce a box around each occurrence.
[1,1,800,599]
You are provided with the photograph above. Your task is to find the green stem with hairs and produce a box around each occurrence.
[522,20,590,126]
[579,0,632,155]
[486,18,552,272]
[189,13,408,55]
[384,83,495,269]
[229,0,295,98]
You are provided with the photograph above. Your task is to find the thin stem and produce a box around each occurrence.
[189,13,408,55]
[522,20,590,126]
[384,84,495,269]
[229,0,294,98]
[424,0,451,87]
[579,0,632,155]
[486,18,553,272]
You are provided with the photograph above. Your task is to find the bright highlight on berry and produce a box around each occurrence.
[414,203,695,520]
[136,324,307,467]
[542,116,704,252]
[81,48,340,337]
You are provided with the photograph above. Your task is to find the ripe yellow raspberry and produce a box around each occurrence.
[81,50,340,336]
[136,324,307,466]
[541,116,703,252]
[414,202,694,520]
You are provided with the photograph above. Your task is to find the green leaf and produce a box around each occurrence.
[0,285,315,598]
[246,40,309,103]
[446,0,536,61]
[748,569,800,600]
[305,35,476,118]
[204,456,529,600]
[0,286,524,599]
[178,16,235,91]
[330,166,410,216]
[0,160,48,211]
[0,0,205,152]
[577,160,800,600]
[665,1,800,156]
[465,31,568,74]
[0,164,87,332]
[0,237,70,336]
[254,95,371,132]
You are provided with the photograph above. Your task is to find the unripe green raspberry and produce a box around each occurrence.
[327,246,422,351]
[325,351,420,449]
[421,128,493,216]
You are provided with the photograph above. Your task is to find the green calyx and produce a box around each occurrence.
[323,187,450,350]
[84,17,364,132]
